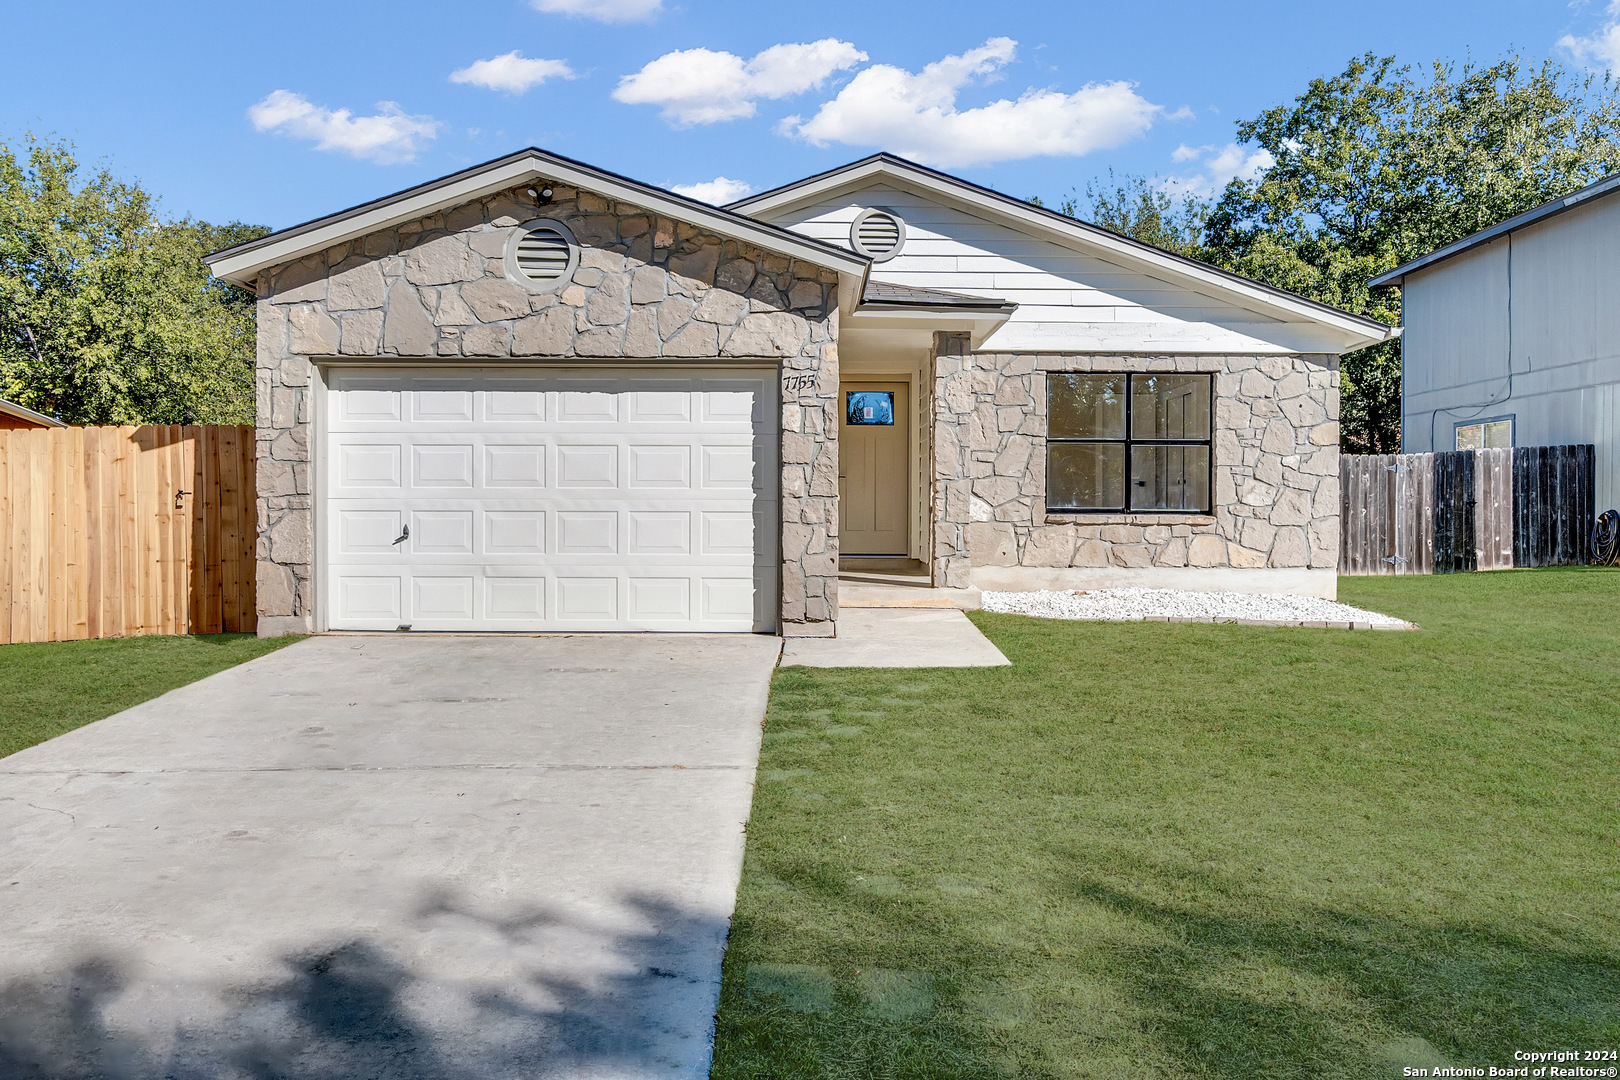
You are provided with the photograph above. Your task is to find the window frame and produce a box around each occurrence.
[1454,415,1514,451]
[1045,372,1215,515]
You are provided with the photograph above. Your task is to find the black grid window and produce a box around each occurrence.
[1046,373,1213,513]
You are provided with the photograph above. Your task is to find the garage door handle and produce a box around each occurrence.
[393,524,410,546]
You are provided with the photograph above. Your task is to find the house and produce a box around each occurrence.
[0,398,65,430]
[204,149,1395,639]
[1371,172,1620,509]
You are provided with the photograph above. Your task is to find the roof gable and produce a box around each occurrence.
[1370,172,1620,288]
[206,148,870,306]
[734,154,1397,354]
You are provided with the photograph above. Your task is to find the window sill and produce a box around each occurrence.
[1042,512,1216,526]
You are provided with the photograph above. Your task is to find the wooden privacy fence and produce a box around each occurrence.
[0,426,257,644]
[1340,444,1594,575]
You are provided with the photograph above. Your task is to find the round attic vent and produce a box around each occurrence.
[504,218,579,292]
[850,207,907,262]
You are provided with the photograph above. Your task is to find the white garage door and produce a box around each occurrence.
[321,366,778,633]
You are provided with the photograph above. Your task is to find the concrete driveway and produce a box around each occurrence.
[0,633,781,1079]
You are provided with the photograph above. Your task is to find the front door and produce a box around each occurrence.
[839,382,908,555]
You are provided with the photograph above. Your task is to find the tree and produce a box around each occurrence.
[0,135,266,425]
[1202,53,1620,452]
[1056,54,1620,452]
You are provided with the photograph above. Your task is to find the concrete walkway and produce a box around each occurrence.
[0,633,781,1079]
[781,609,1011,667]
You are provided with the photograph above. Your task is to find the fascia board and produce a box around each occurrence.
[207,150,869,287]
[735,158,1397,349]
[0,398,65,427]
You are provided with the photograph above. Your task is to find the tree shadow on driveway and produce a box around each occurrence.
[0,886,726,1079]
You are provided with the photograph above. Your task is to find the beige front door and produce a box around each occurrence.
[839,382,909,555]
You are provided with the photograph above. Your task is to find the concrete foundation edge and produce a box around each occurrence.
[257,615,314,638]
[780,621,838,639]
[968,566,1338,600]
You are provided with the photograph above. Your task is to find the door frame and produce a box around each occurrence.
[838,378,912,557]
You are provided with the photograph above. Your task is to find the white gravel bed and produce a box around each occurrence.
[981,588,1411,628]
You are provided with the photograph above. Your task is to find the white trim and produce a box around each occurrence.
[0,398,65,427]
[207,149,869,290]
[733,156,1398,353]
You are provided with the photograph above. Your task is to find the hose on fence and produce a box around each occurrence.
[1592,510,1620,566]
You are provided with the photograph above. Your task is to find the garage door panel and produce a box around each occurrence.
[628,445,691,487]
[486,385,547,422]
[557,389,619,422]
[556,577,619,621]
[556,445,619,488]
[414,577,476,619]
[628,578,691,621]
[485,445,546,488]
[337,576,403,623]
[485,511,546,554]
[324,367,776,632]
[337,443,402,489]
[412,444,475,488]
[413,385,475,423]
[411,511,474,554]
[486,577,545,619]
[628,512,691,555]
[556,512,619,554]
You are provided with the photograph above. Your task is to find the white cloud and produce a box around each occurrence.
[1559,0,1620,72]
[614,39,868,125]
[247,90,439,164]
[670,177,754,204]
[1162,142,1275,197]
[785,38,1161,168]
[532,0,662,21]
[450,52,574,94]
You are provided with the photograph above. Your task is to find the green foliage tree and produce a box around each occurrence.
[1065,54,1620,452]
[0,135,266,425]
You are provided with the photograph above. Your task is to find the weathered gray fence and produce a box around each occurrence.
[1340,445,1593,574]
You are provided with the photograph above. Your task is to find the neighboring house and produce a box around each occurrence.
[1371,173,1620,508]
[204,149,1395,639]
[0,398,65,431]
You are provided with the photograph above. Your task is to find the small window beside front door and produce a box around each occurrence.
[1456,418,1512,450]
[847,391,895,426]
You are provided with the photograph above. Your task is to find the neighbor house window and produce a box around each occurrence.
[1047,373,1212,513]
[1455,418,1512,450]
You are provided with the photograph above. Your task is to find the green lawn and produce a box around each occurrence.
[713,569,1620,1079]
[0,633,299,759]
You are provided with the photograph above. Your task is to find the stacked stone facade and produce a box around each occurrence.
[930,333,1340,588]
[254,183,840,636]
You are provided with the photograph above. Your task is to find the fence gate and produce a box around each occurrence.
[0,425,256,644]
[1340,444,1593,575]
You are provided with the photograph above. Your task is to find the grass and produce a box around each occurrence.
[0,633,299,759]
[711,569,1620,1079]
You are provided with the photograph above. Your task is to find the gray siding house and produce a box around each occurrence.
[1373,173,1620,509]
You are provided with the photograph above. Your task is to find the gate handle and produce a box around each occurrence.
[392,524,410,546]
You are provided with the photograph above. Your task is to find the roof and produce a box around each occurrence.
[860,280,1016,310]
[731,153,1399,353]
[204,147,871,297]
[0,398,65,428]
[1370,172,1620,288]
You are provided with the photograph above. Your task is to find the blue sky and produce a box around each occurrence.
[3,0,1618,231]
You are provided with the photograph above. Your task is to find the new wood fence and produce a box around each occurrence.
[0,426,257,644]
[1340,444,1594,574]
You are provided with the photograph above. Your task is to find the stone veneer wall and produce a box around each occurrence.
[254,183,840,636]
[929,333,1340,586]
